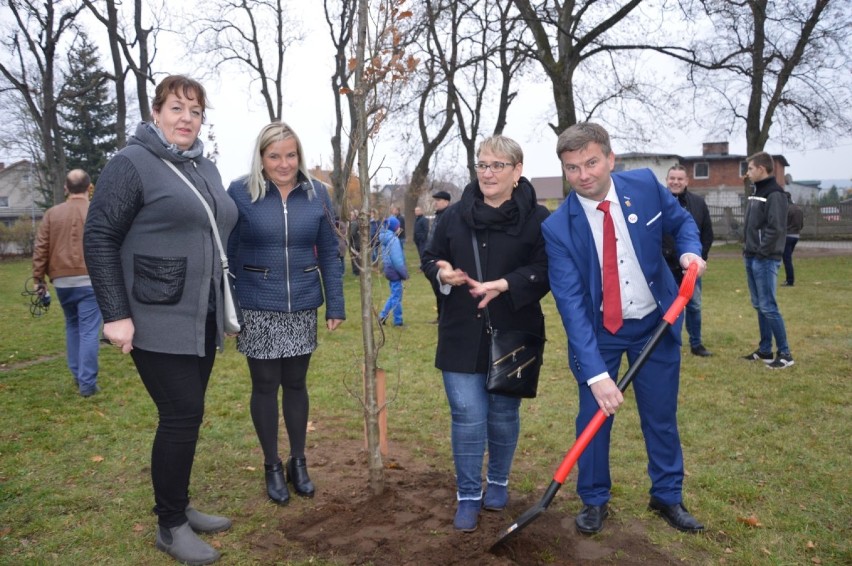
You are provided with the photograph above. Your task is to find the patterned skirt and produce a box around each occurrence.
[236,308,318,359]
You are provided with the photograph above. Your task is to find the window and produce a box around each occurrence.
[739,161,748,177]
[694,162,709,179]
[0,196,9,208]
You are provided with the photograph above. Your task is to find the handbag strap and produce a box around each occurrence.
[162,159,229,272]
[470,230,492,331]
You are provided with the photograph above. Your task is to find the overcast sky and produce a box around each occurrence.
[180,3,852,190]
[7,3,851,189]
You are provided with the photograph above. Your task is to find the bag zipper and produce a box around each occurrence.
[492,345,526,366]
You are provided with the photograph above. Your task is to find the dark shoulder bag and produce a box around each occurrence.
[470,232,545,398]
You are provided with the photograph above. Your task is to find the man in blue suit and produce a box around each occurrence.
[542,123,707,535]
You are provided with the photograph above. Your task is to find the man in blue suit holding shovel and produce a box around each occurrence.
[542,122,706,535]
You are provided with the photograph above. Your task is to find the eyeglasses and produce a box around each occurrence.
[474,161,514,173]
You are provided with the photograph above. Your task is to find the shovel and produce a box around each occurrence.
[490,263,699,550]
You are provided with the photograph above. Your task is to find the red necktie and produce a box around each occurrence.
[597,200,623,334]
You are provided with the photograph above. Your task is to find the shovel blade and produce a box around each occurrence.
[490,480,562,551]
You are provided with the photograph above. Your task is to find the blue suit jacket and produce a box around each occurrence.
[541,168,701,384]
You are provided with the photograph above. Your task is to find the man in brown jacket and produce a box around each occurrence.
[33,169,102,396]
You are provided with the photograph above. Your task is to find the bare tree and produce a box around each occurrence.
[352,0,383,496]
[444,0,531,182]
[397,0,461,219]
[0,0,83,205]
[511,0,647,135]
[659,0,851,160]
[192,0,303,122]
[324,0,417,212]
[82,0,163,132]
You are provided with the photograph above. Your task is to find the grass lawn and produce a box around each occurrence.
[1,246,850,565]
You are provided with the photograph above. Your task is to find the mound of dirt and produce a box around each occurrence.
[249,433,684,565]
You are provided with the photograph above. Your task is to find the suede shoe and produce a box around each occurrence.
[576,503,608,534]
[264,461,290,505]
[155,522,220,565]
[690,345,713,357]
[648,498,704,533]
[286,456,316,498]
[483,483,508,511]
[186,507,232,534]
[453,499,481,532]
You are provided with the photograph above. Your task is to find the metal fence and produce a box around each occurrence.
[708,202,852,241]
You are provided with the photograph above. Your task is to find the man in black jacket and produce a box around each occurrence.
[662,165,714,357]
[742,152,793,369]
[413,206,430,264]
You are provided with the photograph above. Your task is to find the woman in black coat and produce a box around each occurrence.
[422,135,550,532]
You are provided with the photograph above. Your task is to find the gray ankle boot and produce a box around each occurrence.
[186,506,232,533]
[156,522,220,565]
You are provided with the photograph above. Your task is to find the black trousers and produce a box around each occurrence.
[131,316,216,528]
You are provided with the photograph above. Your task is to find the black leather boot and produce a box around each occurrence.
[264,461,290,505]
[286,456,315,498]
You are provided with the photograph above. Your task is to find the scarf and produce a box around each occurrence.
[147,122,205,160]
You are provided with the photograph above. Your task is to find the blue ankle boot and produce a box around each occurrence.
[453,499,481,532]
[483,483,508,511]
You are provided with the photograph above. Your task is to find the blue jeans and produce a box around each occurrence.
[782,236,799,284]
[744,257,790,355]
[379,280,404,325]
[684,278,703,348]
[442,371,521,500]
[56,286,102,394]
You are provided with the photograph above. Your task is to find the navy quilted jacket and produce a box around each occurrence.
[226,176,345,320]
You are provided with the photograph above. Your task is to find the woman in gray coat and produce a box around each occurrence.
[85,75,237,565]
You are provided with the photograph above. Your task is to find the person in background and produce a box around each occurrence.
[781,191,803,287]
[33,169,103,397]
[85,75,237,565]
[348,209,361,276]
[426,191,452,323]
[741,152,793,368]
[227,121,345,506]
[413,206,429,264]
[369,208,380,265]
[542,122,706,536]
[422,135,550,532]
[390,205,406,247]
[378,215,408,327]
[663,164,714,357]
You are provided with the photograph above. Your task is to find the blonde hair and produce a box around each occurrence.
[246,121,315,202]
[477,135,524,164]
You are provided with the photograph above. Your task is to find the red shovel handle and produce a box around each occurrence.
[552,262,699,485]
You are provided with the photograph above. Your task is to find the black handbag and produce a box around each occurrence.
[470,232,545,398]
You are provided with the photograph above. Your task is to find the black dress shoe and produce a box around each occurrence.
[690,345,713,357]
[264,461,290,505]
[575,503,608,534]
[286,456,316,498]
[648,498,704,533]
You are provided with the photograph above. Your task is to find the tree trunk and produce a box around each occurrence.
[354,0,384,496]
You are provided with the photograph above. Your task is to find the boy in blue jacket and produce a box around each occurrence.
[379,216,408,326]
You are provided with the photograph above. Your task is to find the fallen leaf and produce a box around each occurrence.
[210,539,222,549]
[132,523,145,533]
[806,541,816,549]
[737,515,762,527]
[307,421,316,432]
[811,558,821,564]
[245,466,256,472]
[762,548,771,555]
[724,548,733,554]
[91,455,104,463]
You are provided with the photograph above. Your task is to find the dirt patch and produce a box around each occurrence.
[248,428,685,566]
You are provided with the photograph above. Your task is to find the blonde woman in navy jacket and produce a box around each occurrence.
[227,122,345,505]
